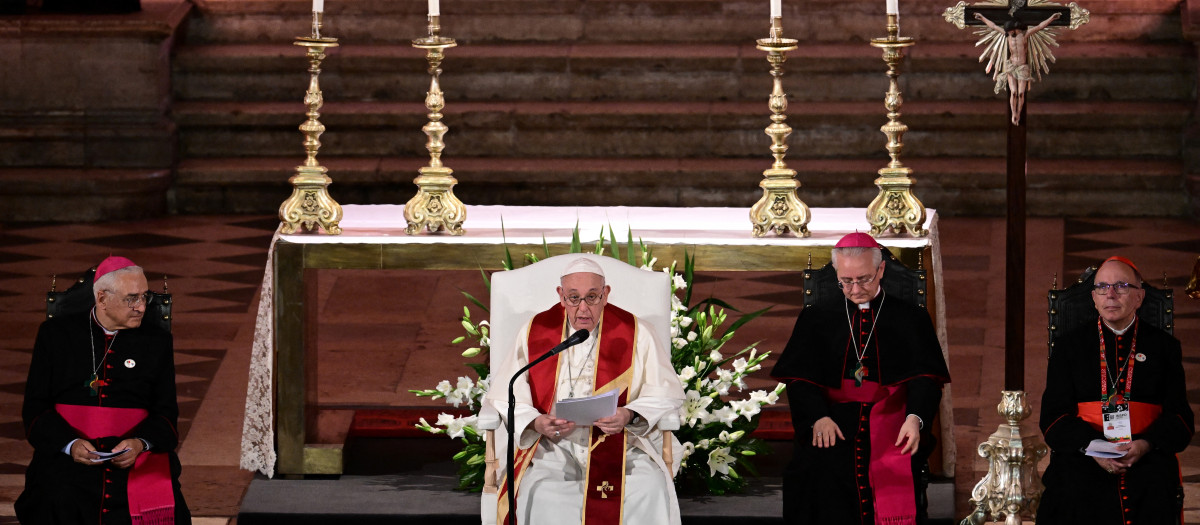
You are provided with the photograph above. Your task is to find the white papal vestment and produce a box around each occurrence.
[488,318,685,525]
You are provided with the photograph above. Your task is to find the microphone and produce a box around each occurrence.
[505,328,590,524]
[546,328,590,357]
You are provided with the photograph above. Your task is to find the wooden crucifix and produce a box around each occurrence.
[944,0,1088,391]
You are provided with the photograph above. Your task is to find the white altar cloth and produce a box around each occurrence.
[240,205,949,478]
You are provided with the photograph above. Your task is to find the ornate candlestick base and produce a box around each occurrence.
[750,18,810,238]
[405,16,465,236]
[961,391,1048,525]
[280,22,343,235]
[867,14,926,237]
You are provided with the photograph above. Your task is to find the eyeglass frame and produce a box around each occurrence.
[1092,281,1142,296]
[104,290,153,309]
[562,290,605,306]
[836,264,883,290]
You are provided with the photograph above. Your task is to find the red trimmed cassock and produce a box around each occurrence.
[1038,318,1193,524]
[488,303,684,525]
[771,292,950,525]
[16,311,190,525]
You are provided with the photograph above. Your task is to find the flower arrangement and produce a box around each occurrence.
[411,229,785,495]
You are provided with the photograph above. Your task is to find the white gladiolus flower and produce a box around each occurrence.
[435,380,452,396]
[679,316,693,327]
[686,331,698,342]
[709,350,722,362]
[678,366,697,382]
[673,274,688,290]
[673,337,688,349]
[732,358,749,374]
[730,399,761,421]
[712,406,738,426]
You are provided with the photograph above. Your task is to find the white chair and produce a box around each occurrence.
[477,253,680,524]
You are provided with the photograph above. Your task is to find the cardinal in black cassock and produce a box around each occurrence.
[16,256,190,525]
[771,233,949,525]
[1038,257,1193,525]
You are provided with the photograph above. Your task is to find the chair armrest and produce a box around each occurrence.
[658,411,680,432]
[478,405,501,431]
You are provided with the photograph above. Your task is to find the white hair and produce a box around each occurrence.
[831,247,882,270]
[93,265,145,296]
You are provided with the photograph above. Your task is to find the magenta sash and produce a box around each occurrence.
[55,404,175,525]
[826,379,916,525]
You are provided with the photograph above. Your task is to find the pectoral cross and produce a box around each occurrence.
[595,480,614,499]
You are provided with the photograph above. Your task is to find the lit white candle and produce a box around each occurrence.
[771,0,781,18]
[312,0,323,12]
[429,0,440,16]
[886,0,898,15]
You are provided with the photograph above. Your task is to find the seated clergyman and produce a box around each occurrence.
[487,258,685,525]
[17,256,190,525]
[1038,256,1193,524]
[771,232,950,525]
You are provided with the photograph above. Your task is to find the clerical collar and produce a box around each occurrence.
[1103,316,1137,336]
[856,287,883,310]
[90,308,117,336]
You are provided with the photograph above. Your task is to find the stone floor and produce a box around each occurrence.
[2,214,1200,523]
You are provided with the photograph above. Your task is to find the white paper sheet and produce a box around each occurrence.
[554,390,618,425]
[1084,439,1129,458]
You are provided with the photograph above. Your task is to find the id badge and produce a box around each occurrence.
[1102,403,1132,443]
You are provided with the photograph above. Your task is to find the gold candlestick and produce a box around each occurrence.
[280,11,343,235]
[960,391,1048,525]
[866,14,926,237]
[405,15,465,236]
[749,16,810,238]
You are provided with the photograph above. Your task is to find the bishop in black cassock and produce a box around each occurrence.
[771,233,949,525]
[16,256,189,525]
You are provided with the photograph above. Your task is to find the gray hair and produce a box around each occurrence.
[93,265,145,297]
[831,247,883,269]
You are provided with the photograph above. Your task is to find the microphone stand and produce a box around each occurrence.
[505,329,589,525]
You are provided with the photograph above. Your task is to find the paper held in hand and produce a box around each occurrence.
[554,390,618,425]
[1084,439,1129,459]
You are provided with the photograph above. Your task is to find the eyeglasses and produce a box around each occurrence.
[108,291,152,308]
[1092,281,1141,296]
[837,269,880,290]
[564,291,604,306]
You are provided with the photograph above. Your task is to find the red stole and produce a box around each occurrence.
[827,379,916,525]
[55,404,175,525]
[498,303,637,525]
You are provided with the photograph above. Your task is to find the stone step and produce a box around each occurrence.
[184,0,1182,45]
[172,99,1188,159]
[0,168,171,221]
[171,41,1195,103]
[171,156,1187,216]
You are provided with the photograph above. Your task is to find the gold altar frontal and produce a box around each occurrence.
[257,204,946,476]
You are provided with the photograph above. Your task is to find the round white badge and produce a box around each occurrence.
[124,359,136,368]
[1134,353,1146,362]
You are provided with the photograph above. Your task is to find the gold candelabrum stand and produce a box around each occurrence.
[280,12,343,235]
[960,391,1049,525]
[405,16,465,236]
[866,14,927,237]
[749,17,810,238]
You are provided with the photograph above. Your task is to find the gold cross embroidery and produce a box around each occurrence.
[595,481,614,499]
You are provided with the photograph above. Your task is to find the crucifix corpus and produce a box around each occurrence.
[943,1,1089,525]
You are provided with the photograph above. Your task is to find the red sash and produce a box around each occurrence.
[827,379,916,525]
[498,304,637,525]
[1076,401,1162,435]
[55,404,175,525]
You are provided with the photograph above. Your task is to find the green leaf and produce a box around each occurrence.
[570,221,582,253]
[466,362,490,379]
[683,250,695,307]
[500,217,514,271]
[626,227,636,266]
[725,305,771,334]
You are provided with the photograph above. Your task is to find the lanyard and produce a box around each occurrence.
[1097,317,1137,405]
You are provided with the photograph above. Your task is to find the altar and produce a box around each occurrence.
[239,204,950,478]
